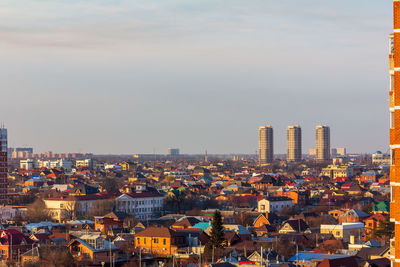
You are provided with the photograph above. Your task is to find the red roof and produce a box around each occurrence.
[0,229,34,245]
[126,192,163,198]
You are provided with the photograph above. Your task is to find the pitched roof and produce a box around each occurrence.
[135,227,176,238]
[317,256,358,267]
[172,217,201,228]
[282,219,310,232]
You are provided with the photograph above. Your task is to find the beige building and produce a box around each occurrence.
[316,125,330,162]
[258,197,294,213]
[320,164,354,178]
[259,125,273,164]
[44,193,115,222]
[287,125,301,162]
[320,222,364,243]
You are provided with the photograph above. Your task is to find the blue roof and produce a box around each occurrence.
[192,221,212,231]
[25,222,64,231]
[288,252,348,262]
[67,220,94,225]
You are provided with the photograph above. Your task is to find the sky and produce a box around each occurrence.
[0,0,392,155]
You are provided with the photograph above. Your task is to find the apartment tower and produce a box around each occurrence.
[0,127,7,204]
[391,1,400,263]
[287,125,301,162]
[316,125,330,162]
[259,125,273,164]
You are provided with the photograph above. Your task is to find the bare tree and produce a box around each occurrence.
[63,198,77,221]
[88,199,115,217]
[26,199,51,222]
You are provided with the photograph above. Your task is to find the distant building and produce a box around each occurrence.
[0,128,7,204]
[287,125,301,162]
[309,148,316,156]
[168,148,180,156]
[259,125,273,164]
[20,159,35,170]
[321,164,354,179]
[75,159,94,169]
[316,125,330,162]
[336,148,346,156]
[10,147,33,159]
[372,151,390,165]
[35,159,72,169]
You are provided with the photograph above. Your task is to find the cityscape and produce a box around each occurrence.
[0,1,396,267]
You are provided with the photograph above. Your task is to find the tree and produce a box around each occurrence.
[40,246,75,267]
[375,216,394,239]
[26,199,51,222]
[102,177,118,192]
[206,210,224,252]
[88,199,114,217]
[63,198,77,221]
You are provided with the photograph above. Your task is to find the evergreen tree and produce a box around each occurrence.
[208,210,224,249]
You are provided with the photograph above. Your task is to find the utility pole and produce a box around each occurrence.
[261,246,263,266]
[212,246,214,263]
[109,238,112,267]
[199,241,202,267]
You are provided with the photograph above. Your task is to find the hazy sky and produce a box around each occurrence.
[0,0,392,154]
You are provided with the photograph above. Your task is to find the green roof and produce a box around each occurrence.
[372,201,389,212]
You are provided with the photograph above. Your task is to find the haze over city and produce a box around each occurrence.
[0,0,391,154]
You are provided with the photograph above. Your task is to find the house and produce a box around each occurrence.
[258,197,294,213]
[279,219,310,234]
[316,256,358,267]
[171,216,201,230]
[276,190,308,205]
[0,229,35,260]
[21,246,41,266]
[254,224,276,237]
[135,226,185,256]
[338,209,369,224]
[320,222,364,243]
[253,214,269,227]
[223,232,241,247]
[68,234,118,265]
[94,211,130,234]
[248,249,283,265]
[289,252,350,267]
[364,214,387,238]
[328,209,344,221]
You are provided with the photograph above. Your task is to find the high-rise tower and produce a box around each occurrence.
[390,1,399,263]
[287,125,301,162]
[0,127,7,204]
[259,125,273,164]
[316,125,330,162]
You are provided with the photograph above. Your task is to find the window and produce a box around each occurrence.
[391,111,395,129]
[154,238,159,244]
[392,149,396,166]
[144,238,146,244]
[163,239,166,245]
[137,238,140,245]
[336,231,340,236]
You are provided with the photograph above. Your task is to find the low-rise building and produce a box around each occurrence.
[115,192,164,221]
[258,196,294,213]
[320,222,365,243]
[135,227,184,256]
